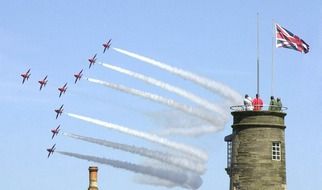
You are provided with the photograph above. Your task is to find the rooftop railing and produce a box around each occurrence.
[230,105,288,112]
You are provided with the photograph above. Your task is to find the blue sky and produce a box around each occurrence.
[1,0,322,189]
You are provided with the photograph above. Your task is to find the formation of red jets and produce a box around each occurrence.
[20,39,112,158]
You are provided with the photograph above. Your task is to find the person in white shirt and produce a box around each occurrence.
[243,94,253,111]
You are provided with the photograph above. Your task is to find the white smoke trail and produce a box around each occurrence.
[113,47,242,105]
[158,126,222,137]
[135,158,200,189]
[147,109,227,137]
[66,112,208,161]
[134,174,177,188]
[147,109,208,129]
[98,62,228,118]
[148,109,207,129]
[86,77,223,126]
[57,151,203,189]
[64,132,206,174]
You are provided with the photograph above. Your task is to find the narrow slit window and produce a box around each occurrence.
[272,142,281,161]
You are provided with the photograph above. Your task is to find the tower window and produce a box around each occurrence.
[272,142,281,161]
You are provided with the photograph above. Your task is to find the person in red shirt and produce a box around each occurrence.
[252,94,263,111]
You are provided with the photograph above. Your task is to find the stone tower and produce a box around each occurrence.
[88,166,98,190]
[225,109,287,190]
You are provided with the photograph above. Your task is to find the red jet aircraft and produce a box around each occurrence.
[54,104,64,119]
[38,75,48,90]
[74,69,83,84]
[102,39,112,53]
[58,83,67,97]
[21,69,31,84]
[51,125,60,139]
[47,144,56,158]
[88,54,97,68]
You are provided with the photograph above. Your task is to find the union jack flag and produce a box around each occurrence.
[276,23,309,54]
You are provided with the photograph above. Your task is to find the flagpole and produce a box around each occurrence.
[257,13,260,95]
[271,20,275,96]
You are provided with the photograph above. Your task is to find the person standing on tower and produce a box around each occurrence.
[269,96,277,111]
[252,94,263,111]
[276,97,283,111]
[243,94,253,111]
